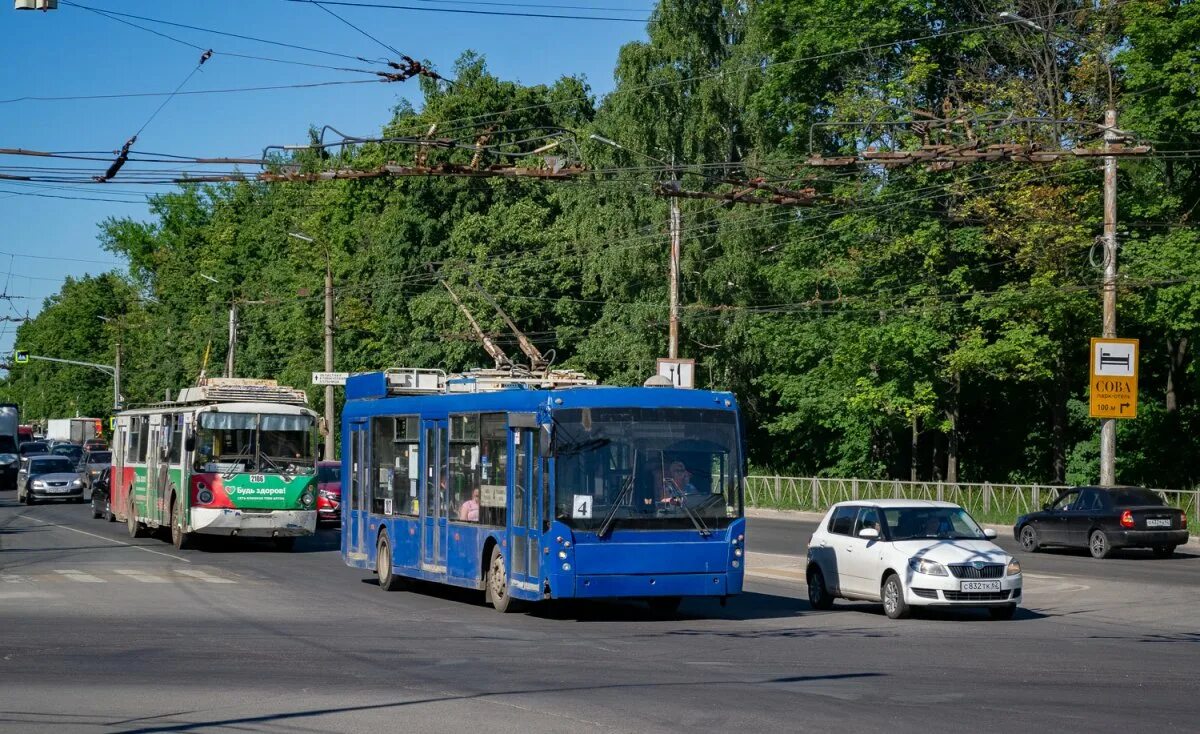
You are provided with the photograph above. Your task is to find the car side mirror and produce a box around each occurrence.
[983,528,998,539]
[857,527,879,539]
[184,434,196,452]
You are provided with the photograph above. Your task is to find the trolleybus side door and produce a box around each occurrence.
[346,419,369,560]
[146,414,163,524]
[508,420,539,594]
[420,418,448,573]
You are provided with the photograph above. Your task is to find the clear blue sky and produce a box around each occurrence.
[0,0,651,359]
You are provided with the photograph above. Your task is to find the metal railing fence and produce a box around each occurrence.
[745,476,1200,530]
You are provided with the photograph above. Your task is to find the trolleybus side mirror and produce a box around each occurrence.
[318,417,329,437]
[184,434,196,452]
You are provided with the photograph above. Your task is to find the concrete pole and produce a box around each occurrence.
[113,337,121,411]
[225,300,238,379]
[324,255,335,461]
[1099,107,1118,486]
[668,194,681,359]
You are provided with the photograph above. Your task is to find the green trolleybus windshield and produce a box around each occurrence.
[193,413,317,475]
[553,407,743,532]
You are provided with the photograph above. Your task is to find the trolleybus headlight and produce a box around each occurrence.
[734,548,743,558]
[562,563,571,571]
[301,492,314,507]
[731,560,740,568]
[197,489,214,504]
[558,550,568,560]
[563,540,571,548]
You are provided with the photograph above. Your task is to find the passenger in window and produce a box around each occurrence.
[458,488,480,522]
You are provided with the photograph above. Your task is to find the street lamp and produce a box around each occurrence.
[14,1,58,9]
[1000,10,1121,485]
[289,231,336,461]
[590,133,682,359]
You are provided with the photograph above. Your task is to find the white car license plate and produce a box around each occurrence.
[48,487,70,493]
[961,581,1001,592]
[1146,518,1171,528]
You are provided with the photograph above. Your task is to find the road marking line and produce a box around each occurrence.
[1,575,28,584]
[173,568,235,584]
[55,569,104,583]
[17,514,191,563]
[113,569,168,583]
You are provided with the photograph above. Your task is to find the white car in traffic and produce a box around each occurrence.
[806,500,1022,620]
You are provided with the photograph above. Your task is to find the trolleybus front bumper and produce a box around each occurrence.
[569,572,735,599]
[190,508,316,538]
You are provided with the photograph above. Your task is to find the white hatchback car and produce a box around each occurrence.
[806,500,1022,620]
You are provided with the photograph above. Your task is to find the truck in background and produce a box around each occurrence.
[46,417,102,445]
[1,403,20,489]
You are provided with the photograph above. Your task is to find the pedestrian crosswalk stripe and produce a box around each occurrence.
[54,569,104,583]
[173,568,236,584]
[114,569,168,583]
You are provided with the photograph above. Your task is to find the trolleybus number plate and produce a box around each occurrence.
[249,474,265,483]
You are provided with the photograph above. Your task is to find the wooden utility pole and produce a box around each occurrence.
[1099,107,1119,485]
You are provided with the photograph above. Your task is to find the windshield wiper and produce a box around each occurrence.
[597,450,637,538]
[664,482,711,537]
[555,437,611,457]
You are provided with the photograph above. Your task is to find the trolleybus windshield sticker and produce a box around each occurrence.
[481,484,506,507]
[573,495,593,519]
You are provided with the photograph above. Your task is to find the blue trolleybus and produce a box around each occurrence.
[341,368,746,613]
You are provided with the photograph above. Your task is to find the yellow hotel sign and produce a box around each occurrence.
[1089,338,1139,419]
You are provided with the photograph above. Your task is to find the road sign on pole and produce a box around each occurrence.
[1089,338,1138,419]
[656,358,695,389]
[312,371,349,386]
[14,350,28,364]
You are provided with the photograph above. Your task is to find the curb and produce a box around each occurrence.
[745,506,1200,546]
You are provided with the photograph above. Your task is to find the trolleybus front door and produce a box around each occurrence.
[421,419,448,572]
[346,419,369,560]
[508,426,540,592]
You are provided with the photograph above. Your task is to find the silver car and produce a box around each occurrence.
[17,455,85,505]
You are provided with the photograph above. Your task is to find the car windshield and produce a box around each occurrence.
[88,451,112,464]
[53,446,83,461]
[194,412,317,474]
[1108,488,1164,507]
[553,407,743,531]
[317,464,339,483]
[20,442,48,455]
[883,506,987,541]
[32,458,75,474]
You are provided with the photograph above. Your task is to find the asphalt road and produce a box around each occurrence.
[1,495,1198,734]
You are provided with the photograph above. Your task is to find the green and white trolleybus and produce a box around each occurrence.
[111,378,321,551]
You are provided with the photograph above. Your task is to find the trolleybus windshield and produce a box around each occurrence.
[553,407,742,532]
[194,412,317,474]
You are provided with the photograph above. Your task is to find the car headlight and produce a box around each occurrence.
[908,557,948,576]
[32,480,47,489]
[1007,558,1022,576]
[72,479,82,486]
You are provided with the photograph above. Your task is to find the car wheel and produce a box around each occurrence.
[376,533,404,591]
[91,499,102,520]
[988,604,1017,621]
[1152,545,1177,558]
[881,574,910,620]
[1089,529,1112,559]
[807,566,835,610]
[486,545,521,613]
[1019,524,1041,552]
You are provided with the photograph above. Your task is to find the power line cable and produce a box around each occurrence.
[0,79,382,105]
[283,0,648,22]
[295,0,409,60]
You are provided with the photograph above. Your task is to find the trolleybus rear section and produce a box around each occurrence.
[341,368,746,612]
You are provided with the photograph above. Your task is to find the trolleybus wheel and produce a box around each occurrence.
[272,537,296,552]
[486,545,521,614]
[170,498,190,551]
[377,533,404,591]
[126,500,144,539]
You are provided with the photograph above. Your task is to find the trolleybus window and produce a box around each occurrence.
[372,416,419,515]
[193,412,316,473]
[449,414,480,522]
[479,414,507,527]
[553,407,742,531]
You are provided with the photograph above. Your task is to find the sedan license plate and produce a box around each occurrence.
[961,580,1001,592]
[1146,518,1172,528]
[48,487,70,493]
